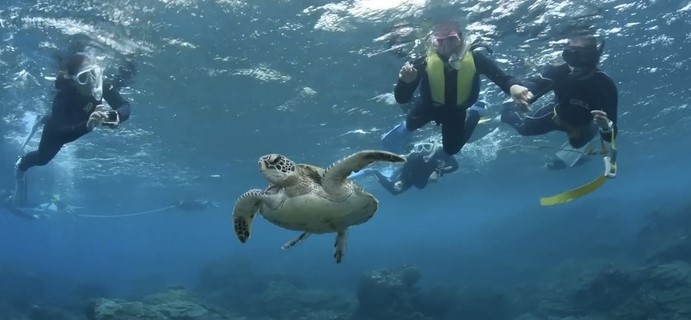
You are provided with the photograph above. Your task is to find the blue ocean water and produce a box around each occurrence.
[1,0,690,319]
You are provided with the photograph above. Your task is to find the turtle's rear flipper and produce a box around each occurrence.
[333,229,348,264]
[281,232,311,249]
[232,189,263,243]
[324,150,405,194]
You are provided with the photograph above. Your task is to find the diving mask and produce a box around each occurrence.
[432,32,460,46]
[432,32,462,56]
[562,46,599,68]
[413,142,437,156]
[71,65,104,100]
[562,38,604,70]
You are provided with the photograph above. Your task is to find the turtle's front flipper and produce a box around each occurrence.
[323,150,405,194]
[333,229,348,264]
[281,232,311,249]
[232,189,263,243]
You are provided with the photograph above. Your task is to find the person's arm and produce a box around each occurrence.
[522,64,569,102]
[394,58,425,103]
[102,82,131,124]
[371,170,405,195]
[598,74,619,142]
[473,51,520,94]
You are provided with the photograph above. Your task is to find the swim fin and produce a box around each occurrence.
[381,121,412,153]
[555,141,589,168]
[21,115,45,151]
[348,168,376,179]
[13,159,28,208]
[468,100,488,117]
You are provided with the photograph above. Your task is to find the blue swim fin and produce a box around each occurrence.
[381,121,412,153]
[348,168,376,179]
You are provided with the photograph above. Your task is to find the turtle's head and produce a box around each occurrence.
[258,154,296,185]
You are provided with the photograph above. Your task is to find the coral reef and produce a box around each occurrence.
[452,289,512,320]
[634,205,691,264]
[86,288,237,320]
[195,257,353,320]
[0,265,47,310]
[258,281,353,320]
[1,201,689,320]
[531,261,691,320]
[352,265,456,320]
[522,203,691,320]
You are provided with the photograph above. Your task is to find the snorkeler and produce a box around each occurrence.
[33,194,81,216]
[502,35,618,168]
[365,141,458,195]
[382,20,520,155]
[175,199,221,211]
[13,50,135,208]
[0,189,41,220]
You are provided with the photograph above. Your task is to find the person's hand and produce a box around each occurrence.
[393,181,404,192]
[510,84,534,111]
[429,171,440,183]
[104,112,121,129]
[591,110,612,132]
[399,62,417,83]
[86,111,108,131]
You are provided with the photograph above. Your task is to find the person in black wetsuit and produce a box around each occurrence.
[13,51,133,208]
[382,21,520,156]
[502,35,618,151]
[367,142,458,195]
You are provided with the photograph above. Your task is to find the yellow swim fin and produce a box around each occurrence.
[539,175,607,206]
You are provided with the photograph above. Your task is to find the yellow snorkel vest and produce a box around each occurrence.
[425,51,476,107]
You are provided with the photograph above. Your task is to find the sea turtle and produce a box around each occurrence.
[232,150,405,263]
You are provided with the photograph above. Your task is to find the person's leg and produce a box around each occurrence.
[440,108,467,155]
[18,136,64,171]
[15,128,64,207]
[405,100,436,131]
[18,125,67,171]
[549,123,598,169]
[462,106,484,144]
[501,102,560,136]
[567,122,599,148]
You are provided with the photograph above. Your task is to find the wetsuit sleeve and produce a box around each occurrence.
[473,51,520,94]
[394,58,425,103]
[103,82,131,123]
[50,94,89,136]
[600,75,619,142]
[520,64,568,101]
[371,171,404,195]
